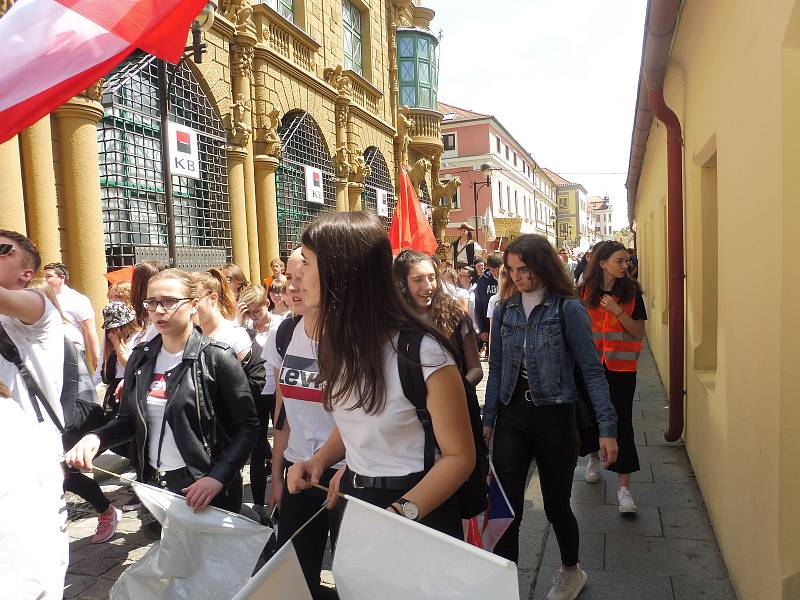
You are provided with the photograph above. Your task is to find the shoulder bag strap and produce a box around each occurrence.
[397,329,435,471]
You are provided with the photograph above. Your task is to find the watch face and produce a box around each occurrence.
[402,501,419,521]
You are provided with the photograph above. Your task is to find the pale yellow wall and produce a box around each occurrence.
[632,1,800,598]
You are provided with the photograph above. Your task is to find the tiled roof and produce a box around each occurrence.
[542,168,572,186]
[588,195,610,209]
[437,101,491,122]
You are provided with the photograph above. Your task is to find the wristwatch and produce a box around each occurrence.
[395,497,419,521]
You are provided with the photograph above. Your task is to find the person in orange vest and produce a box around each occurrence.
[578,240,646,514]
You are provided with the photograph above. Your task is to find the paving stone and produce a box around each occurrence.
[635,400,670,411]
[637,445,690,465]
[572,503,662,537]
[605,534,728,578]
[570,480,607,505]
[660,507,716,541]
[644,430,686,447]
[541,531,605,570]
[604,482,703,509]
[533,566,674,600]
[79,576,117,600]
[652,462,696,483]
[69,556,120,577]
[671,574,737,599]
[63,574,95,598]
[573,463,654,483]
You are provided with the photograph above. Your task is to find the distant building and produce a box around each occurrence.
[543,168,589,250]
[588,195,614,242]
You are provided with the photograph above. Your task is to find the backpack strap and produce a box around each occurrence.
[0,322,64,432]
[276,315,302,360]
[397,329,435,472]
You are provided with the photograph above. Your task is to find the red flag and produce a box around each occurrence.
[0,0,209,144]
[463,517,484,549]
[388,167,438,256]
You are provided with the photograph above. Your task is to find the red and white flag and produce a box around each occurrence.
[0,0,209,144]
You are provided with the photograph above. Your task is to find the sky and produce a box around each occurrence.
[431,0,647,230]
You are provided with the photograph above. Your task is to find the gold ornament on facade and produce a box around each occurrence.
[221,0,253,32]
[323,65,352,100]
[259,101,282,158]
[391,0,415,27]
[408,157,431,196]
[231,44,254,78]
[396,107,415,167]
[335,145,351,179]
[79,79,104,103]
[229,94,252,147]
[348,149,371,185]
[432,177,461,209]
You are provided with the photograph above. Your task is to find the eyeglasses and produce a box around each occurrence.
[0,244,15,257]
[142,297,193,312]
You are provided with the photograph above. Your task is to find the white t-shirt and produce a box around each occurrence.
[331,334,455,477]
[263,318,343,467]
[130,323,158,348]
[145,349,186,472]
[258,312,288,395]
[211,320,252,355]
[56,285,95,332]
[487,293,500,319]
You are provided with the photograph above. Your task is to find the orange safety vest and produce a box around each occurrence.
[582,290,642,372]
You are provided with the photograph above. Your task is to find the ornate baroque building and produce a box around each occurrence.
[0,0,457,320]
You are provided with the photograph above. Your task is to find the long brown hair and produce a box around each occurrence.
[504,234,575,298]
[221,263,249,298]
[580,240,638,308]
[302,211,457,415]
[195,268,237,320]
[393,250,469,339]
[132,261,166,328]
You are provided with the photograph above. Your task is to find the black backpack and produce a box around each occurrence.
[271,315,302,430]
[397,329,488,519]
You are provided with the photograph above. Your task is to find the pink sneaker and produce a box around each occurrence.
[92,507,122,544]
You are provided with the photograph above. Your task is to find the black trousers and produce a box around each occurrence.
[492,386,580,566]
[604,367,640,475]
[249,393,275,506]
[278,464,342,599]
[142,465,243,513]
[63,467,110,514]
[340,468,463,541]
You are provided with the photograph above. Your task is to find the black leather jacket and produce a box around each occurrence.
[92,327,258,487]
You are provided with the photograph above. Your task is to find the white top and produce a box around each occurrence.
[521,288,545,319]
[55,285,94,333]
[130,323,158,348]
[331,334,455,477]
[258,312,288,395]
[487,293,500,319]
[211,320,252,355]
[112,332,140,379]
[0,294,65,453]
[145,349,186,472]
[263,318,343,467]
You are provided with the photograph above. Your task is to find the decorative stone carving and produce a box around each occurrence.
[222,0,253,32]
[392,1,415,28]
[323,65,352,100]
[229,94,252,147]
[408,158,431,195]
[231,44,254,78]
[335,145,351,179]
[396,107,415,167]
[348,149,371,185]
[261,101,282,158]
[79,79,104,102]
[334,102,349,130]
[432,177,462,208]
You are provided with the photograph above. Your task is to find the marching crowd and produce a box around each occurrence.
[0,214,645,600]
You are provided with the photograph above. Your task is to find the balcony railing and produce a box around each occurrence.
[403,107,443,151]
[253,5,321,76]
[344,70,382,116]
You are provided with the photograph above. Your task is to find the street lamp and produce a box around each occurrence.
[551,214,558,248]
[473,162,494,246]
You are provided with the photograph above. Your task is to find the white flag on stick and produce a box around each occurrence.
[333,495,519,599]
[232,540,314,600]
[484,205,497,242]
[111,482,271,600]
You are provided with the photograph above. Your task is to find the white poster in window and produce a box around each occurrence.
[376,188,389,217]
[304,166,325,204]
[167,122,201,180]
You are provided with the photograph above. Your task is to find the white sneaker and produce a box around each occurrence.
[546,566,588,600]
[583,457,601,483]
[618,487,637,514]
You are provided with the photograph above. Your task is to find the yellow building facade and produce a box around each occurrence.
[627,1,800,598]
[0,0,449,322]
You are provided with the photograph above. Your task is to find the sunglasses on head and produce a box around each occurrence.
[0,244,14,257]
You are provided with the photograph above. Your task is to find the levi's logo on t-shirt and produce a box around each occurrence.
[279,354,323,403]
[149,373,167,400]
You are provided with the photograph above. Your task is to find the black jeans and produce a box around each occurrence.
[63,467,110,514]
[278,463,342,599]
[492,387,580,566]
[340,468,463,541]
[250,393,275,506]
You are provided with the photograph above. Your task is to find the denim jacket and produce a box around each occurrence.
[482,291,618,438]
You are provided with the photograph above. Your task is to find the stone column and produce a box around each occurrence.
[54,95,107,321]
[226,146,250,275]
[19,118,61,264]
[254,154,281,266]
[230,32,260,283]
[325,66,353,213]
[347,182,364,211]
[0,136,26,234]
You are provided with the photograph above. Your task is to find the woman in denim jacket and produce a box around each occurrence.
[482,234,619,600]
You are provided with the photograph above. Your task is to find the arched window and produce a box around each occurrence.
[361,147,395,230]
[98,52,231,269]
[275,111,336,257]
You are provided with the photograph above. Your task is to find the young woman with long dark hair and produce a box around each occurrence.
[65,269,258,513]
[287,212,475,538]
[483,234,619,600]
[393,250,483,387]
[194,268,252,360]
[578,241,646,513]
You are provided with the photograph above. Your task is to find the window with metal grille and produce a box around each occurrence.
[342,0,363,76]
[276,111,336,258]
[361,147,395,230]
[98,52,231,269]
